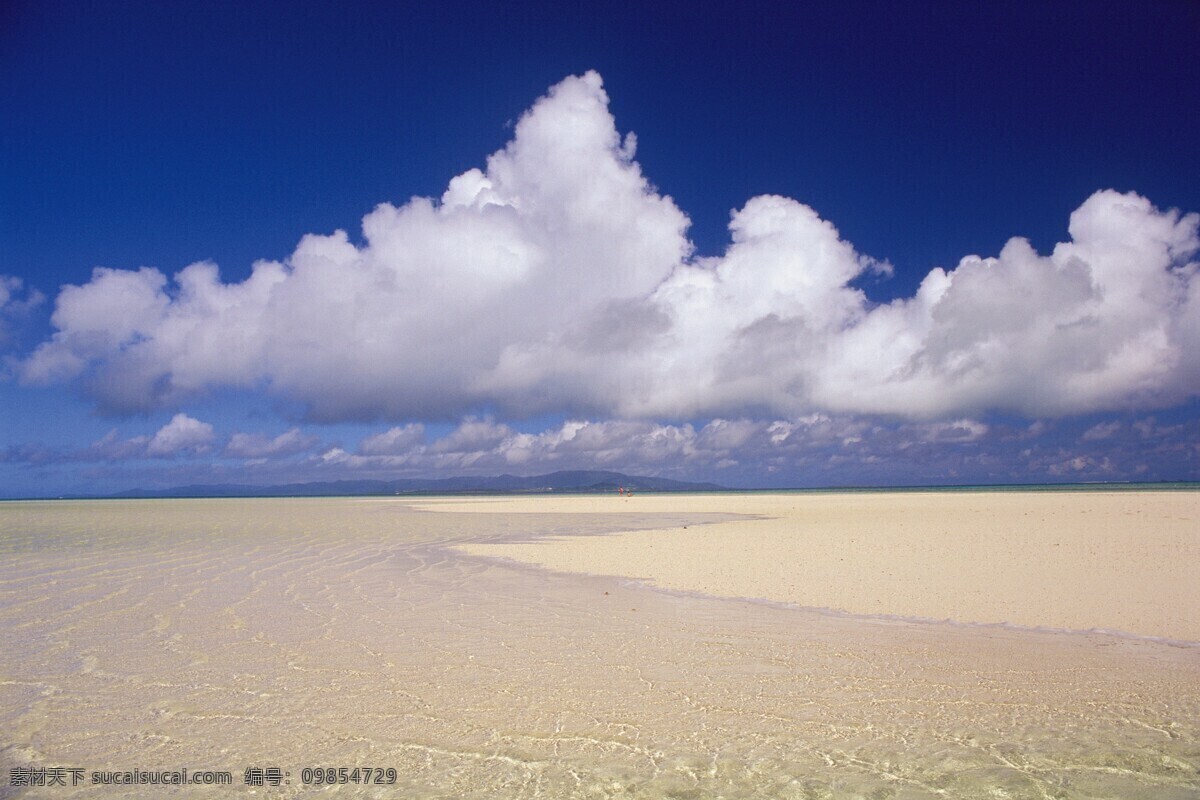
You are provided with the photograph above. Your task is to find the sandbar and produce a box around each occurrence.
[448,490,1200,641]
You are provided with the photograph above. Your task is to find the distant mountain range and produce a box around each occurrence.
[107,470,726,499]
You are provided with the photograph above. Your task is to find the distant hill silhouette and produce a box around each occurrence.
[108,470,725,498]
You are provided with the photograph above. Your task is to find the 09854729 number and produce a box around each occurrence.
[300,767,397,785]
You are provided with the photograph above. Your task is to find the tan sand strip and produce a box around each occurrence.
[443,491,1200,642]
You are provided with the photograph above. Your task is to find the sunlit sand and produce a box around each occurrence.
[1,495,1197,798]
[452,491,1200,641]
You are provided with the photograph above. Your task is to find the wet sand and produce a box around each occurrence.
[1,496,1198,798]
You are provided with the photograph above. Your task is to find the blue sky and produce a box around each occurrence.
[1,0,1198,496]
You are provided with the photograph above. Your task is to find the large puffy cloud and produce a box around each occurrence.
[21,71,688,419]
[843,191,1200,417]
[498,190,1199,419]
[18,72,1200,422]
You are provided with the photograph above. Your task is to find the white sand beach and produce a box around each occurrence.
[450,490,1200,641]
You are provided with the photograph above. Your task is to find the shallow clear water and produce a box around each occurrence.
[1,498,1197,798]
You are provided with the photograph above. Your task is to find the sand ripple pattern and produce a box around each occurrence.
[0,498,1197,799]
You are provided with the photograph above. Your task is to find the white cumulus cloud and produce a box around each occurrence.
[147,413,215,456]
[359,424,425,456]
[225,427,317,458]
[83,413,215,460]
[17,72,1200,423]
